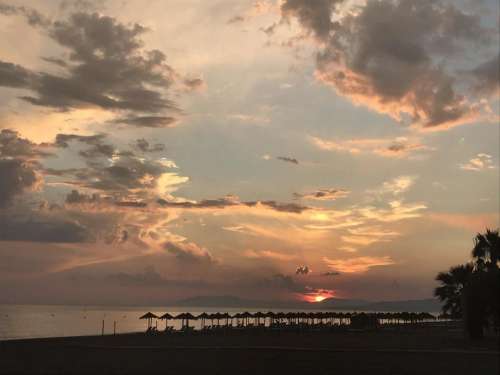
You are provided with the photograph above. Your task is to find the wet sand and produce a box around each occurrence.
[1,325,498,375]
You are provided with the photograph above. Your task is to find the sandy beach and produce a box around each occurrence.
[1,324,498,375]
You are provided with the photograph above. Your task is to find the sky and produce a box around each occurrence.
[0,0,498,305]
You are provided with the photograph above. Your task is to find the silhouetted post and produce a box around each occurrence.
[101,319,104,336]
[113,321,116,335]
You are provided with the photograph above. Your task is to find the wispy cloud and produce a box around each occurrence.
[323,256,395,273]
[310,136,430,158]
[244,249,296,262]
[294,188,349,201]
[459,153,496,171]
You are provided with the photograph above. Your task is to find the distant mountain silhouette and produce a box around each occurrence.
[173,295,442,312]
[357,299,442,312]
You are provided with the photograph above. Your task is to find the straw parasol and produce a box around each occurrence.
[241,311,252,326]
[265,311,276,325]
[160,312,173,330]
[175,312,197,328]
[197,312,210,328]
[253,311,266,325]
[139,312,159,330]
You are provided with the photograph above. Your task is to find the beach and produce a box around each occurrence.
[1,325,498,375]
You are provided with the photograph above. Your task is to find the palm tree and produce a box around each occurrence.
[472,229,500,271]
[434,263,473,319]
[472,229,500,332]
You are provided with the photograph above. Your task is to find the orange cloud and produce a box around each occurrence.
[323,256,395,273]
[243,249,297,261]
[428,212,499,232]
[310,135,431,158]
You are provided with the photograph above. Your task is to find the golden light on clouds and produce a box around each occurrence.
[323,256,395,274]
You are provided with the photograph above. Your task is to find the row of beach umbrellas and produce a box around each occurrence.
[139,311,437,329]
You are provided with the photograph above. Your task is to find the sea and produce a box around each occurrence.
[0,304,317,340]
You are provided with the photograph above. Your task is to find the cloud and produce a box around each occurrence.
[227,1,275,25]
[371,175,417,196]
[244,249,296,261]
[468,55,500,95]
[323,256,395,273]
[158,196,310,214]
[0,210,89,243]
[321,271,340,277]
[0,60,33,88]
[0,2,50,27]
[106,266,207,288]
[111,116,178,128]
[227,15,245,24]
[428,212,499,232]
[294,188,349,201]
[0,159,41,208]
[1,129,52,160]
[459,153,496,171]
[163,241,215,264]
[277,156,299,164]
[280,0,496,129]
[359,200,427,222]
[280,0,343,41]
[310,136,430,158]
[134,139,166,153]
[0,8,197,126]
[48,133,187,197]
[183,77,206,92]
[295,265,311,275]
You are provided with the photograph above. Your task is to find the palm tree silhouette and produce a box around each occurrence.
[434,263,473,319]
[472,229,500,271]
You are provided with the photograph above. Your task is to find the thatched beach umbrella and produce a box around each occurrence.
[175,312,197,328]
[139,312,159,330]
[253,311,265,325]
[241,311,252,326]
[160,313,173,330]
[265,311,276,325]
[232,312,242,326]
[197,312,210,328]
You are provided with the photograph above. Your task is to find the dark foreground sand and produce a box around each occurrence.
[1,325,498,375]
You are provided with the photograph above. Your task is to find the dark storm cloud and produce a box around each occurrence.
[280,0,497,128]
[0,129,52,159]
[276,156,299,164]
[0,2,50,27]
[157,196,309,214]
[294,188,349,201]
[0,61,33,88]
[0,8,183,124]
[54,133,107,148]
[0,159,40,208]
[65,189,100,204]
[111,115,178,128]
[134,138,166,153]
[281,0,343,41]
[256,200,308,213]
[469,55,500,95]
[55,133,116,158]
[0,211,89,242]
[49,133,179,195]
[321,271,340,277]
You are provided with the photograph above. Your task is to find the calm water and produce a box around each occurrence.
[0,304,320,340]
